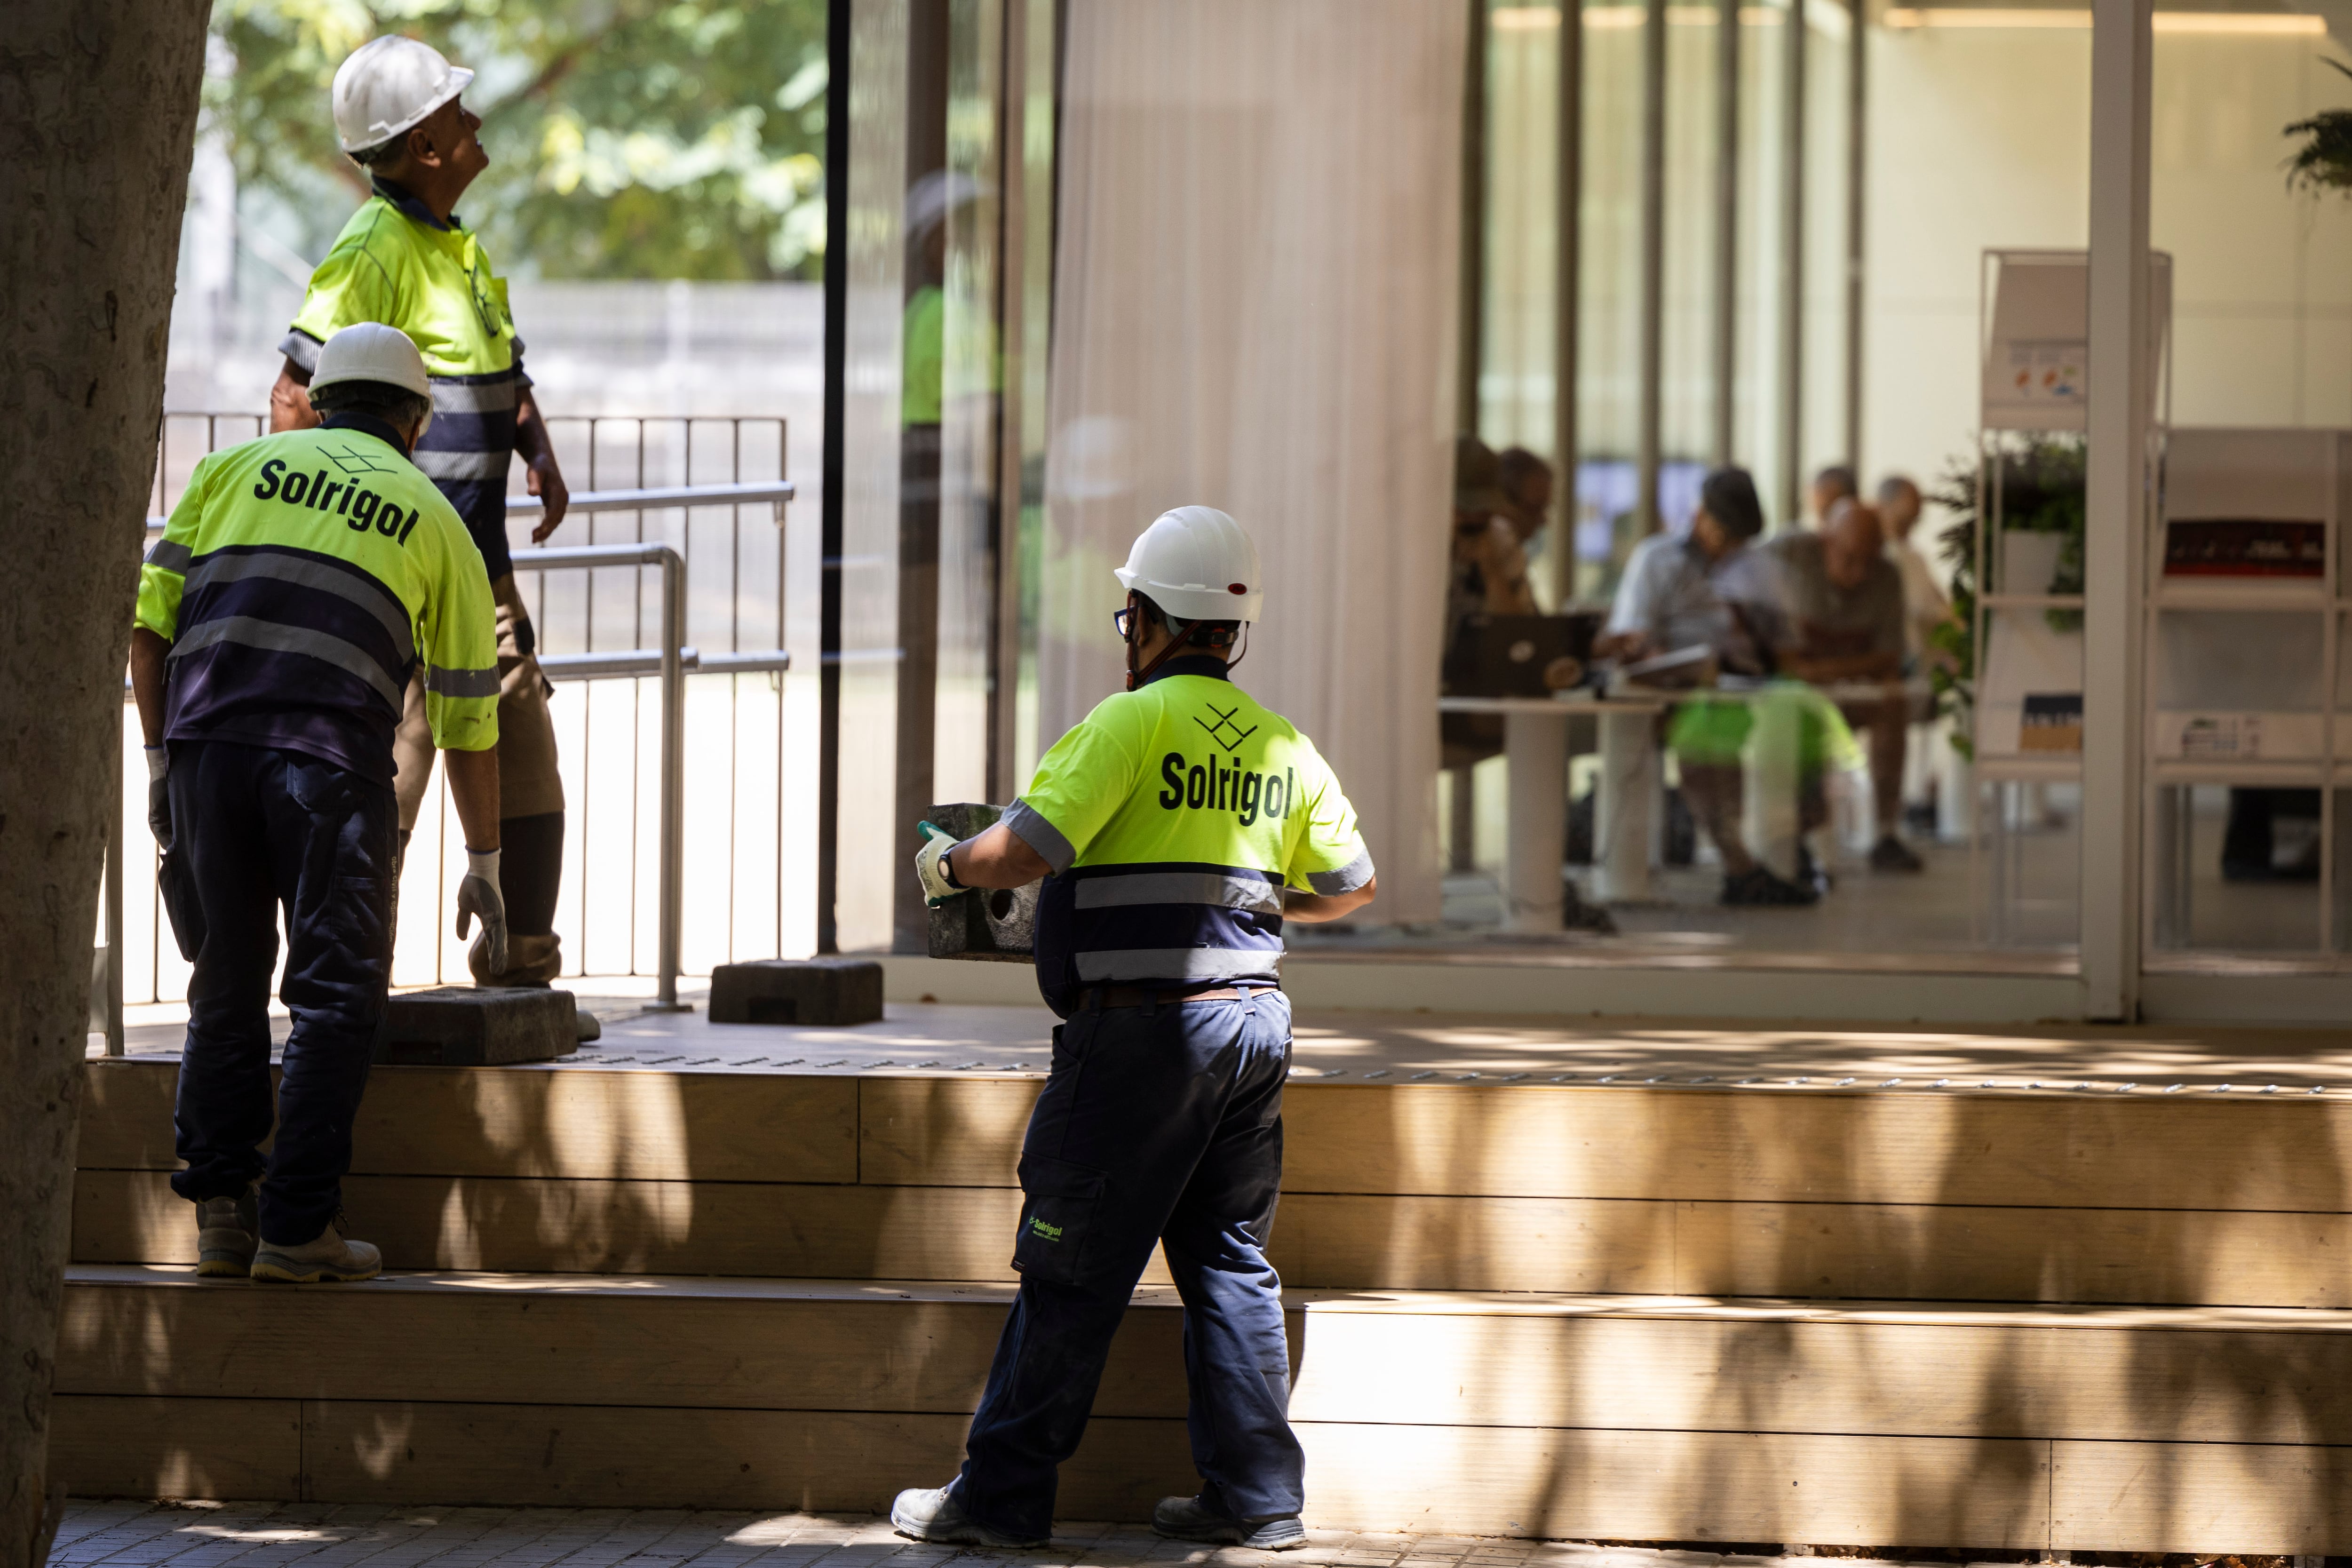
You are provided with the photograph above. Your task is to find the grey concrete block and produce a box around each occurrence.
[708,958,884,1026]
[925,802,1039,963]
[373,987,580,1067]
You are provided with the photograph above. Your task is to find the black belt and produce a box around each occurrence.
[1082,984,1277,1011]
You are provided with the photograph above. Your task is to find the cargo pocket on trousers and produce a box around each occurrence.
[1012,1154,1106,1285]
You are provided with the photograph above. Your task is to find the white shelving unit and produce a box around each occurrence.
[1969,250,2172,947]
[2144,426,2351,962]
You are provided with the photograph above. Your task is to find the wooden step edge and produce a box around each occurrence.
[64,1265,2352,1333]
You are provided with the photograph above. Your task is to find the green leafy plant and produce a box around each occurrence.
[206,0,828,280]
[2286,57,2352,197]
[1926,433,2088,758]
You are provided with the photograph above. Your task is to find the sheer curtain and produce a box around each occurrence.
[1040,0,1465,923]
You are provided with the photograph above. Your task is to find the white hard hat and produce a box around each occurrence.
[310,324,434,434]
[333,35,474,155]
[1114,506,1263,623]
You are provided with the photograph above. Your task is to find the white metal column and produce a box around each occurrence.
[2081,0,2153,1019]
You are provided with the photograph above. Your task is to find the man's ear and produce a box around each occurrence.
[404,121,440,171]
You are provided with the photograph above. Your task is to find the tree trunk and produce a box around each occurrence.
[0,5,210,1559]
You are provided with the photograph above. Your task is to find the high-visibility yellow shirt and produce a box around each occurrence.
[282,179,528,577]
[1005,655,1373,1015]
[135,417,501,788]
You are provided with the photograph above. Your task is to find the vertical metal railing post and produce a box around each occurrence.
[656,546,688,1011]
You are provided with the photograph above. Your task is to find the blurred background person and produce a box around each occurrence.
[1599,467,1812,907]
[1761,502,1919,874]
[1496,446,1557,610]
[1809,463,1857,530]
[1876,475,1954,664]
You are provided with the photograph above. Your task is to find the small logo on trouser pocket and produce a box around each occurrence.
[1027,1217,1064,1242]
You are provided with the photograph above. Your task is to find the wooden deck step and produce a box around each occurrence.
[52,1265,2352,1550]
[77,1060,2352,1305]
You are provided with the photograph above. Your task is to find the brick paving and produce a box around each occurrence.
[50,1504,1929,1568]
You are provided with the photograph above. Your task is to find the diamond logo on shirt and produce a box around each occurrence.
[1194,701,1259,755]
[320,442,404,477]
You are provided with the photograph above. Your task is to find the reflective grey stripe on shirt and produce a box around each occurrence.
[425,662,501,699]
[279,329,323,374]
[432,379,521,414]
[1306,847,1376,897]
[145,539,193,573]
[1002,798,1075,875]
[185,550,413,664]
[167,615,405,711]
[413,449,509,482]
[1074,871,1281,916]
[1073,947,1283,984]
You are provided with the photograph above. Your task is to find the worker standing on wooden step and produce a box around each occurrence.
[134,324,507,1284]
[892,507,1379,1550]
[269,34,572,987]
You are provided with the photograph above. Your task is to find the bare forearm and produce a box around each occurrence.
[514,388,552,463]
[443,747,502,851]
[129,628,169,746]
[1284,876,1377,924]
[946,821,1051,889]
[270,362,318,433]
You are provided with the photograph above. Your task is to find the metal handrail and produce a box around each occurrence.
[144,479,796,534]
[111,479,793,1040]
[508,542,690,1011]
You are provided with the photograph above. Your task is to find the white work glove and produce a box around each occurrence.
[914,821,967,909]
[456,847,509,981]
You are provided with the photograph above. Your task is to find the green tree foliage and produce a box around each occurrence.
[206,0,828,279]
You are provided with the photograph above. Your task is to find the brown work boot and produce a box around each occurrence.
[470,930,563,987]
[194,1188,259,1278]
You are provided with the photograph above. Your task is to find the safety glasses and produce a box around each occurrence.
[1112,604,1137,641]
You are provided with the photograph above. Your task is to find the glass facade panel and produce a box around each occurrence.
[2138,34,2352,971]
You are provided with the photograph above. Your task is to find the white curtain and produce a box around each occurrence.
[1040,0,1465,923]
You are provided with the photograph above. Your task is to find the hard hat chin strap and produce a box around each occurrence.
[1122,593,1249,691]
[1124,592,1202,692]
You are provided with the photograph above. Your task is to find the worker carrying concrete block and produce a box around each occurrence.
[132,322,509,1285]
[269,35,572,987]
[893,506,1379,1550]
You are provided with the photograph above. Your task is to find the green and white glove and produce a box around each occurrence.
[143,746,172,849]
[914,820,967,908]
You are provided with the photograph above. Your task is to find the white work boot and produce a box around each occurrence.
[889,1485,1045,1548]
[1154,1493,1307,1551]
[193,1189,258,1278]
[250,1222,382,1284]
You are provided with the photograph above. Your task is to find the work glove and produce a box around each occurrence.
[914,820,967,908]
[456,847,510,982]
[143,746,172,849]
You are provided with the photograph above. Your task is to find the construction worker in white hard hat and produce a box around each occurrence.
[268,33,572,987]
[133,322,507,1285]
[893,506,1378,1550]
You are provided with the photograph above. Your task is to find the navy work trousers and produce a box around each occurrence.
[954,989,1303,1540]
[167,740,396,1245]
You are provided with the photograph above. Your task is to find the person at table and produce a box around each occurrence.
[1450,436,1537,623]
[1809,463,1857,529]
[1597,467,1813,908]
[1877,474,1955,665]
[1760,502,1922,874]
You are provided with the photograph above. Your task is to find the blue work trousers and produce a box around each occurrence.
[955,989,1303,1540]
[167,741,395,1245]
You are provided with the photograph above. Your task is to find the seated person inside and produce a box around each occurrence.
[1442,436,1538,774]
[1759,501,1923,874]
[1597,467,1814,908]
